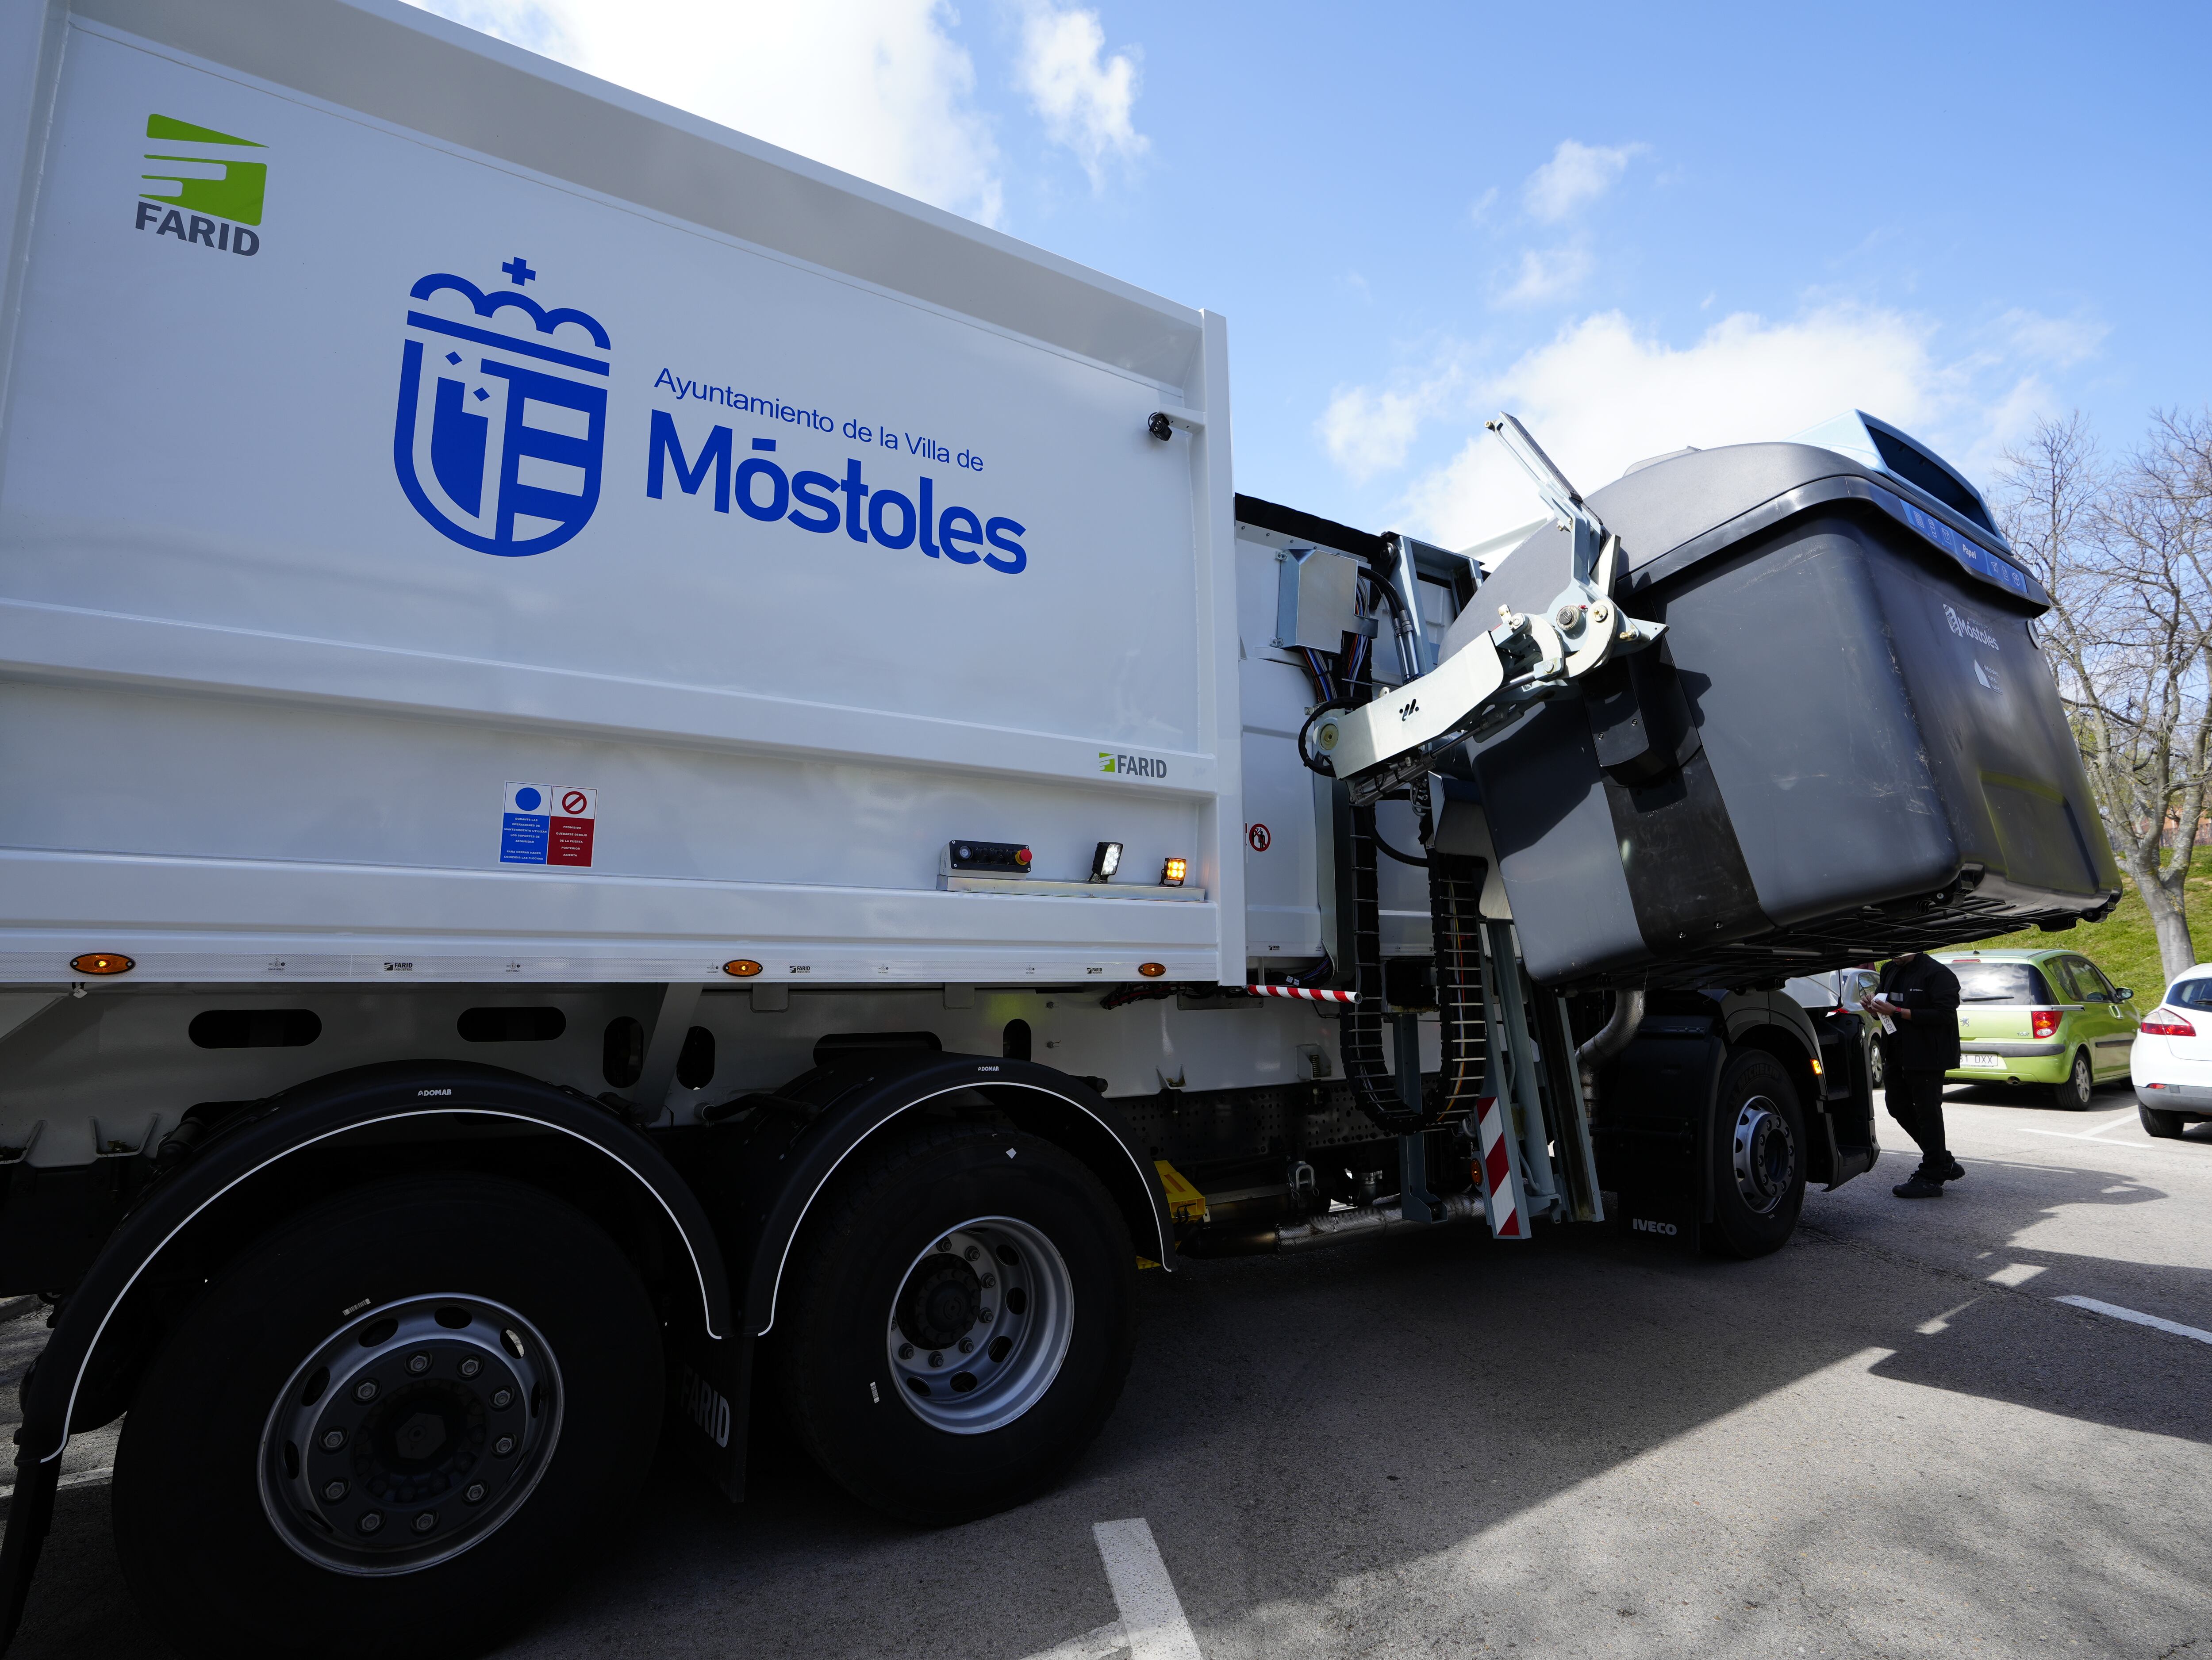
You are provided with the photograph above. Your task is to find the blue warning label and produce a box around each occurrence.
[500,781,551,865]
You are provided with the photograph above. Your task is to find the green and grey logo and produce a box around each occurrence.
[1100,751,1169,779]
[134,114,265,254]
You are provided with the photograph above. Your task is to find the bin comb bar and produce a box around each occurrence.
[1246,985,1359,1004]
[1310,413,1665,803]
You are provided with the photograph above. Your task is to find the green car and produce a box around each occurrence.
[1939,948,2140,1108]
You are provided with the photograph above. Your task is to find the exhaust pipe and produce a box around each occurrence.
[1179,1190,1486,1256]
[1575,988,1644,1102]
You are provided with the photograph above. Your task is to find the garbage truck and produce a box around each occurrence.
[0,0,2122,1652]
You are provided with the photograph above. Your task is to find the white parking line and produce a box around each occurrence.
[1094,1518,1204,1660]
[1022,1622,1130,1660]
[2055,1294,2212,1346]
[2013,1125,2141,1143]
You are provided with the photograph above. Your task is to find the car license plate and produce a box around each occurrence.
[1962,1053,2005,1069]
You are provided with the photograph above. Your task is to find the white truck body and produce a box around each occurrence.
[0,0,1243,990]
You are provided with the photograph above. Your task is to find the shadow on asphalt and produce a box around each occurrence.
[4,1091,2209,1659]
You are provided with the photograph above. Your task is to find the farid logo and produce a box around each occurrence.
[1100,751,1169,779]
[134,114,265,253]
[394,258,609,556]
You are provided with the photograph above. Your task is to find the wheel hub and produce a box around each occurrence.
[1731,1095,1795,1216]
[259,1295,561,1576]
[886,1218,1074,1435]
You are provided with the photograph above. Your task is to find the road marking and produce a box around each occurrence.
[2055,1294,2212,1346]
[2012,1125,2143,1142]
[1094,1518,1203,1660]
[1022,1622,1129,1660]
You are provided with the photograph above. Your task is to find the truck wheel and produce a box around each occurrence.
[775,1122,1135,1525]
[2054,1050,2093,1111]
[111,1175,663,1660]
[2139,1101,2186,1139]
[1705,1050,1806,1260]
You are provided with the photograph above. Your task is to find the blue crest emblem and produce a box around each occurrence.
[393,261,609,556]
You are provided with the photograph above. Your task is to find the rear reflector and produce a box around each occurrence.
[2140,1009,2196,1037]
[70,952,133,975]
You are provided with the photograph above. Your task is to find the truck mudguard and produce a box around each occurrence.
[694,1052,1172,1339]
[0,1060,731,1647]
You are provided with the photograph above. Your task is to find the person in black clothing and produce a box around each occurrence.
[1867,951,1965,1198]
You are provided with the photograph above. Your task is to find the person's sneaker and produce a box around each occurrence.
[1891,1173,1945,1199]
[1946,1158,1965,1181]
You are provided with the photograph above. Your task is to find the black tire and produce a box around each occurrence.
[775,1121,1135,1525]
[1867,1039,1886,1092]
[1705,1049,1807,1260]
[2140,1101,2187,1139]
[2054,1049,2093,1111]
[113,1175,664,1660]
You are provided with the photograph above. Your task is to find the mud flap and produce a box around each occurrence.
[669,1329,753,1502]
[1594,1015,1725,1253]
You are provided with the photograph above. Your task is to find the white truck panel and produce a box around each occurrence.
[0,0,1244,985]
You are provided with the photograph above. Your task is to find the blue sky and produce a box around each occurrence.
[421,0,2212,547]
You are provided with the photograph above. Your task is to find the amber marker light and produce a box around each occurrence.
[1138,962,1167,978]
[1160,857,1187,887]
[71,952,134,976]
[723,959,764,978]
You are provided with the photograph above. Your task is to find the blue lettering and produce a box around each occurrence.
[940,506,983,564]
[918,476,940,557]
[983,515,1026,576]
[736,456,788,521]
[839,458,870,543]
[788,470,840,533]
[646,410,730,513]
[869,488,916,549]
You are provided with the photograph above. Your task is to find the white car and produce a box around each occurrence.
[2130,967,2212,1137]
[1786,967,1885,1087]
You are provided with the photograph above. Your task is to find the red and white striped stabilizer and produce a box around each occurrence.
[1471,1093,1527,1240]
[1244,985,1359,1004]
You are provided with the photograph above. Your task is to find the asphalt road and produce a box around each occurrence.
[7,1080,2210,1659]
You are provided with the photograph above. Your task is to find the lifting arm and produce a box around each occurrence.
[1304,414,1665,805]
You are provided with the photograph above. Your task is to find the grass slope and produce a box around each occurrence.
[1943,871,2212,1004]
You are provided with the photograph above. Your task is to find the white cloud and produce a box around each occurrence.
[1013,1,1148,188]
[1318,366,1463,484]
[1498,244,1593,307]
[1996,308,2108,368]
[407,0,1006,226]
[1523,140,1644,223]
[1394,305,2025,550]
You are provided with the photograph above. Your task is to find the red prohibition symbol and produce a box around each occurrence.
[561,790,590,816]
[1247,823,1271,852]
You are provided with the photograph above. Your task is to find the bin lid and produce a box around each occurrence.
[1445,437,2044,661]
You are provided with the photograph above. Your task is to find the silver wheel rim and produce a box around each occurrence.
[258,1294,561,1576]
[1731,1095,1795,1216]
[886,1217,1074,1435]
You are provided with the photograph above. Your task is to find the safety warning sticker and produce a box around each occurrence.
[500,782,596,867]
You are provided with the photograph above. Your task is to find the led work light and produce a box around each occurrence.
[1090,841,1123,882]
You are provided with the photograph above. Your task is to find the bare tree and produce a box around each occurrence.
[1997,411,2212,982]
